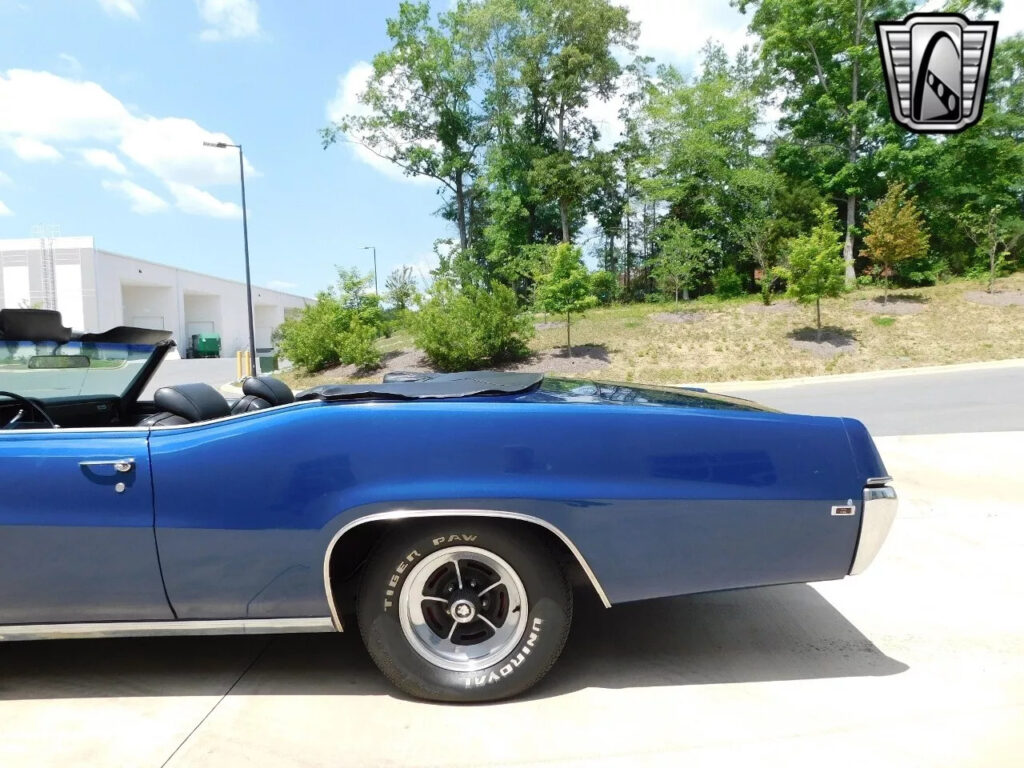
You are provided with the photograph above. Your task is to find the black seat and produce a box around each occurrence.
[230,376,295,415]
[138,382,231,426]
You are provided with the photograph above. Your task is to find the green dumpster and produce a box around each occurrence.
[189,333,221,358]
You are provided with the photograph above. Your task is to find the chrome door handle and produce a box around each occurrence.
[79,459,135,473]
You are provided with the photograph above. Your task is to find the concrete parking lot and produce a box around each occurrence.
[0,431,1021,767]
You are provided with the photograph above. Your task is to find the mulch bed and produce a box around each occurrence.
[650,311,706,324]
[788,329,859,359]
[501,345,610,374]
[320,344,610,382]
[964,290,1024,307]
[854,297,926,315]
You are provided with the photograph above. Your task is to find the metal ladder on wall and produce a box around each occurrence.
[31,224,60,311]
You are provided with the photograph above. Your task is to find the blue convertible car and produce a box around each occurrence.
[0,308,897,701]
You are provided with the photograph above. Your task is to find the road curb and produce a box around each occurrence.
[689,357,1024,392]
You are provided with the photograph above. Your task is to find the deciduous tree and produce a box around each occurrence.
[861,182,930,304]
[738,0,914,283]
[322,1,481,250]
[958,205,1024,293]
[651,220,713,303]
[535,243,598,355]
[780,203,846,340]
[385,265,420,311]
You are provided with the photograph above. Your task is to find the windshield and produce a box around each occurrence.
[0,341,156,400]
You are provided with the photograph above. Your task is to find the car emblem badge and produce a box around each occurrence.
[876,12,997,134]
[831,502,856,517]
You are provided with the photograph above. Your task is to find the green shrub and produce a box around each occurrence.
[713,266,745,299]
[894,256,943,286]
[590,270,619,305]
[276,269,384,372]
[415,280,533,371]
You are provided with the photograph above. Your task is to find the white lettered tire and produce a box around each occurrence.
[357,519,573,702]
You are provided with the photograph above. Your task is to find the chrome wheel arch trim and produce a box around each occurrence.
[322,509,613,632]
[0,617,334,642]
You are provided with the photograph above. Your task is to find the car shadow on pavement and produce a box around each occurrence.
[532,583,907,698]
[0,583,906,701]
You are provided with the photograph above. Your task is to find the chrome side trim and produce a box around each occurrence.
[849,485,899,575]
[146,399,319,430]
[322,509,613,631]
[0,617,334,642]
[866,476,893,487]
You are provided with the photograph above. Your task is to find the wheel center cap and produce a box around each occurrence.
[450,598,477,624]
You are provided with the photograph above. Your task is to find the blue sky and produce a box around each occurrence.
[1,1,1019,298]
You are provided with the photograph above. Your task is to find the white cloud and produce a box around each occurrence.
[620,0,752,64]
[0,200,12,217]
[0,170,12,186]
[197,0,261,42]
[79,147,128,174]
[400,252,441,287]
[119,116,255,187]
[0,68,258,218]
[992,2,1024,36]
[326,62,435,185]
[97,0,140,20]
[102,179,168,214]
[166,181,241,219]
[586,88,627,149]
[0,69,131,143]
[8,136,62,162]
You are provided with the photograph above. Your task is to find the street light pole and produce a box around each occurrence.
[204,140,257,377]
[362,245,378,296]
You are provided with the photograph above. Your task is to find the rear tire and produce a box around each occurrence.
[356,520,572,702]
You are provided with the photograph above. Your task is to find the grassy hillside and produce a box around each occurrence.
[282,274,1024,389]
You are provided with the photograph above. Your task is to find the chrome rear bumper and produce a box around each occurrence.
[849,483,898,575]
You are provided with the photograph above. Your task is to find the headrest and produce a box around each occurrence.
[153,383,230,422]
[0,309,72,343]
[242,376,294,406]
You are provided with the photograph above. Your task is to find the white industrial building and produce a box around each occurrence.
[0,236,309,356]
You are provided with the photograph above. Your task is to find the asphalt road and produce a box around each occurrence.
[719,363,1024,436]
[0,432,1020,767]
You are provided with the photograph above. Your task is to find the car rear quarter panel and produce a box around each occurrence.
[149,399,867,619]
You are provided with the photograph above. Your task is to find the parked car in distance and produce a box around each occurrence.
[0,308,897,702]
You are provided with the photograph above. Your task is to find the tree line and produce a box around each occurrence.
[325,0,1021,295]
[278,0,1022,373]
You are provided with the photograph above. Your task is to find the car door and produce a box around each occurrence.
[0,428,173,624]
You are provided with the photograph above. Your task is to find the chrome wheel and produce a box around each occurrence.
[398,545,529,672]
